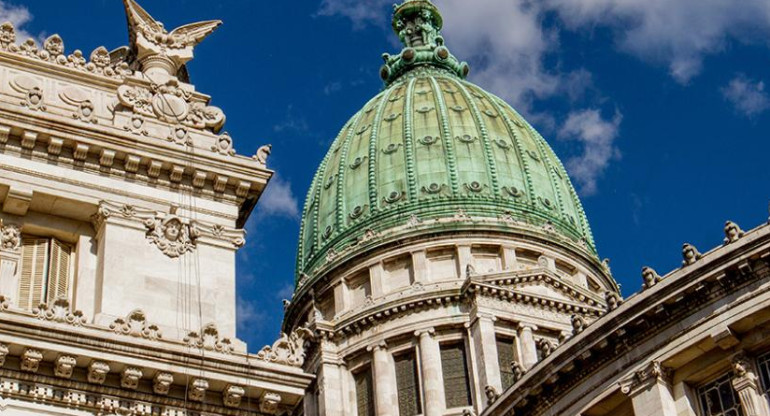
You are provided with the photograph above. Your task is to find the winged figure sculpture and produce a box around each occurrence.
[122,0,222,76]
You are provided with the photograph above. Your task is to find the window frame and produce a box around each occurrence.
[696,372,744,416]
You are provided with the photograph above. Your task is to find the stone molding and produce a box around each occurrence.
[618,360,674,397]
[93,201,247,254]
[483,219,770,416]
[256,327,314,367]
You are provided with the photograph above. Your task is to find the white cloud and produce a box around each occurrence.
[0,1,34,41]
[721,75,770,118]
[236,296,265,333]
[317,0,389,29]
[257,176,300,220]
[545,0,770,83]
[558,109,622,196]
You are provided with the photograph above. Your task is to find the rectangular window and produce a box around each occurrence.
[354,366,374,416]
[17,236,72,310]
[759,353,770,404]
[497,337,516,390]
[698,373,744,416]
[441,342,472,408]
[395,350,422,416]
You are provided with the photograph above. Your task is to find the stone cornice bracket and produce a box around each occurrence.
[153,372,174,395]
[88,361,110,384]
[619,360,673,396]
[223,384,246,408]
[54,355,77,379]
[188,378,209,402]
[0,343,8,366]
[260,391,283,415]
[122,0,222,80]
[20,348,42,373]
[255,327,315,367]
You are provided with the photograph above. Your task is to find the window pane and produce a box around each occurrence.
[497,338,516,390]
[354,366,374,416]
[698,373,744,416]
[395,350,421,416]
[759,353,770,406]
[441,343,472,408]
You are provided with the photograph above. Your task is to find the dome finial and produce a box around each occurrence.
[380,0,469,85]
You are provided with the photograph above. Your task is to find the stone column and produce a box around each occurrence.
[620,361,677,416]
[469,312,502,406]
[416,328,445,416]
[517,323,538,370]
[731,355,770,416]
[369,342,397,416]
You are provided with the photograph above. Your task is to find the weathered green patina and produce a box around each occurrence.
[295,0,596,285]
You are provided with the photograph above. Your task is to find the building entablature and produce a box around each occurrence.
[0,297,313,415]
[0,20,272,226]
[483,218,770,416]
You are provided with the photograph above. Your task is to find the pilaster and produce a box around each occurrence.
[731,354,770,416]
[620,361,677,416]
[469,311,502,407]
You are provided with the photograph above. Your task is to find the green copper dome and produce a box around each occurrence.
[295,0,596,285]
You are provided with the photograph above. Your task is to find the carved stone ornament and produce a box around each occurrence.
[188,378,209,402]
[123,0,221,77]
[0,295,9,311]
[54,355,77,379]
[732,354,751,378]
[485,385,500,405]
[88,361,110,384]
[21,349,43,373]
[642,266,661,289]
[144,214,198,258]
[620,360,673,395]
[184,323,234,354]
[724,221,745,244]
[682,243,702,266]
[1,223,21,251]
[33,298,87,326]
[212,132,236,156]
[109,309,162,340]
[571,314,588,335]
[117,79,226,134]
[511,361,526,382]
[153,372,174,395]
[256,327,315,367]
[536,338,557,359]
[224,384,246,408]
[253,144,271,164]
[0,343,8,367]
[260,392,282,415]
[605,291,623,311]
[121,367,143,390]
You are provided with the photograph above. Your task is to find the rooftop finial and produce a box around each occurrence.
[122,0,221,81]
[380,0,469,85]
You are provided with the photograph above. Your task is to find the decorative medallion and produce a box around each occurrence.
[324,175,336,190]
[383,191,404,204]
[464,181,486,193]
[384,112,402,122]
[349,205,365,220]
[322,225,333,240]
[418,135,440,146]
[449,105,466,112]
[356,124,371,135]
[526,150,541,161]
[349,156,368,170]
[456,135,477,144]
[144,214,198,258]
[211,132,236,156]
[416,106,435,114]
[503,186,523,198]
[381,143,402,155]
[494,139,511,150]
[421,183,445,195]
[483,109,498,118]
[538,196,555,210]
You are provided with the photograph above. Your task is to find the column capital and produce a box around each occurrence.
[619,360,673,397]
[415,327,436,338]
[366,341,388,352]
[518,322,538,332]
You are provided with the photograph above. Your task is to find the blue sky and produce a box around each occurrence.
[9,0,770,350]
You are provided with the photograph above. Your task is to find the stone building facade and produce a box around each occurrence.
[0,1,312,415]
[2,1,770,416]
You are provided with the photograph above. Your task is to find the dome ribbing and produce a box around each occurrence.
[295,0,596,286]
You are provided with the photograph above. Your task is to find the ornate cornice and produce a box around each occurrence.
[483,220,770,416]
